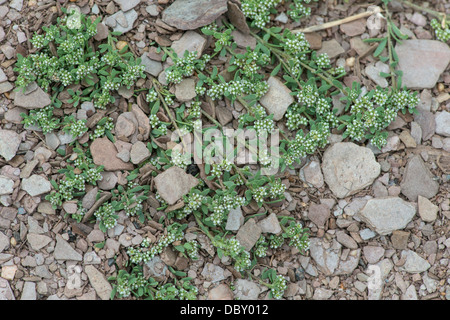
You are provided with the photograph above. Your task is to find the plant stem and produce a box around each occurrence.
[398,0,449,21]
[152,78,188,152]
[384,4,397,89]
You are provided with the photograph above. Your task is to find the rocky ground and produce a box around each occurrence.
[0,0,449,301]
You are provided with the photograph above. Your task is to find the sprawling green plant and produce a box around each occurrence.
[15,8,145,110]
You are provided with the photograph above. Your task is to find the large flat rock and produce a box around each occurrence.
[154,166,199,205]
[395,40,450,89]
[322,142,380,198]
[357,197,416,235]
[162,0,228,30]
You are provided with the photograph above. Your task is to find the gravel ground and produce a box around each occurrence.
[0,0,449,301]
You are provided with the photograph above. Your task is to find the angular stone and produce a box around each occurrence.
[336,231,358,249]
[21,282,36,300]
[236,218,261,251]
[0,129,21,161]
[350,37,370,56]
[208,283,234,300]
[400,155,439,201]
[402,285,418,300]
[130,141,151,165]
[322,142,380,198]
[90,137,134,171]
[414,110,435,141]
[215,105,233,126]
[140,53,163,77]
[0,231,8,253]
[399,130,417,148]
[27,233,52,251]
[309,238,341,275]
[21,175,51,197]
[358,197,416,235]
[400,250,430,273]
[435,111,450,137]
[0,277,14,300]
[131,104,150,140]
[201,263,225,283]
[14,84,51,109]
[233,279,261,300]
[231,30,256,49]
[317,39,345,59]
[54,235,82,261]
[313,288,333,300]
[0,175,14,195]
[363,246,385,264]
[305,32,322,50]
[98,172,117,190]
[259,76,294,121]
[226,2,250,34]
[85,265,113,300]
[308,203,330,228]
[302,160,324,188]
[162,0,228,30]
[171,31,207,60]
[258,212,281,234]
[175,78,196,102]
[418,196,438,222]
[113,0,140,12]
[365,61,390,88]
[225,207,244,231]
[340,18,366,37]
[395,40,450,89]
[110,10,138,33]
[82,187,98,210]
[391,230,410,250]
[115,112,136,139]
[154,166,199,205]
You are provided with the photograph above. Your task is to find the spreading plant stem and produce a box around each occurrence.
[398,0,449,21]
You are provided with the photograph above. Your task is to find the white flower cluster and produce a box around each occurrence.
[431,19,450,42]
[255,236,268,257]
[254,117,274,135]
[94,203,117,230]
[270,275,287,300]
[315,53,330,69]
[297,85,319,106]
[253,186,268,203]
[286,222,310,252]
[146,89,158,103]
[241,0,283,28]
[269,181,286,199]
[171,149,191,169]
[90,117,114,140]
[177,192,205,219]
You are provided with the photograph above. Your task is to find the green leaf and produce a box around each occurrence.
[379,72,391,78]
[390,23,408,40]
[151,100,160,115]
[174,245,185,253]
[105,129,115,143]
[95,241,105,249]
[271,63,281,76]
[374,38,387,57]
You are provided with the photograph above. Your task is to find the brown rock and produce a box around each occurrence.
[14,84,51,109]
[391,230,410,250]
[308,203,330,228]
[340,19,366,37]
[226,2,250,34]
[154,166,199,205]
[305,32,322,50]
[236,218,261,251]
[208,283,234,300]
[162,0,228,30]
[90,137,134,171]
